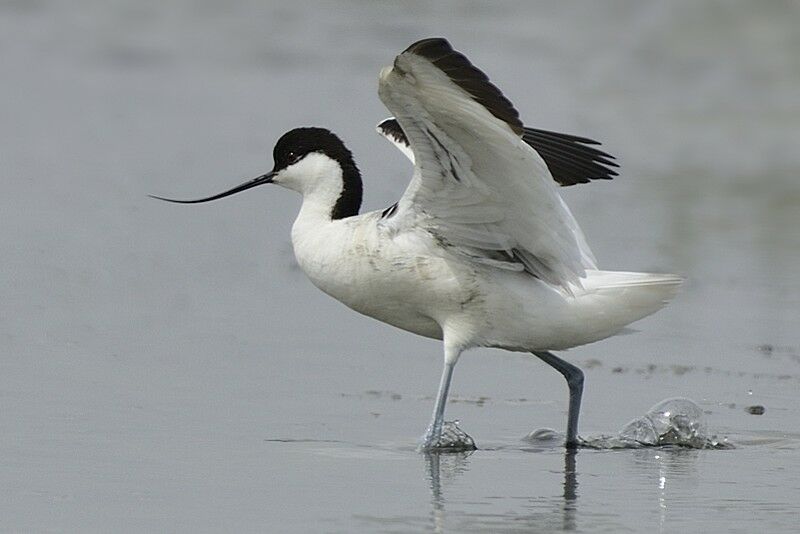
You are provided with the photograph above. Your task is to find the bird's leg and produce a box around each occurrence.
[420,346,461,450]
[421,360,455,449]
[532,351,584,448]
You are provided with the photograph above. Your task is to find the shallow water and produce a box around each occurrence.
[2,1,799,532]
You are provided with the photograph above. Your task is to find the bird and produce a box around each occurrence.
[152,38,682,450]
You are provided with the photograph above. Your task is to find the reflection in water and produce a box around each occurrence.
[424,450,473,533]
[629,447,703,534]
[423,449,580,532]
[562,450,579,531]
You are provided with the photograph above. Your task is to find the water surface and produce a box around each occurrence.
[1,1,798,532]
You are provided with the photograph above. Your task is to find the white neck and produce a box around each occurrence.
[275,152,347,223]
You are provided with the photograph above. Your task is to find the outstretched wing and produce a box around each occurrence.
[378,38,600,291]
[378,117,618,186]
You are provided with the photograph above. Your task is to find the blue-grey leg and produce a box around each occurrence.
[420,359,456,450]
[533,351,584,448]
[421,344,463,450]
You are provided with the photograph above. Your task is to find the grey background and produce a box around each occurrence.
[2,1,799,532]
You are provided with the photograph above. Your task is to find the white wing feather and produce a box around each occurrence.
[378,42,596,291]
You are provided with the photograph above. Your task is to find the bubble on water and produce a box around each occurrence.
[619,398,710,448]
[579,397,733,450]
[523,428,560,443]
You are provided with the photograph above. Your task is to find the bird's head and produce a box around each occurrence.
[151,127,362,219]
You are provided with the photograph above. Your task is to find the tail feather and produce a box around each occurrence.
[586,271,684,291]
[571,270,683,342]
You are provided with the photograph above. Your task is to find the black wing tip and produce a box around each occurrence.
[521,127,621,186]
[377,117,409,147]
[402,38,523,136]
[402,39,619,186]
[404,37,452,57]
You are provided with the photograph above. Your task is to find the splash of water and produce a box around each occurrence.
[586,397,732,449]
[621,398,707,447]
[525,398,732,449]
[427,421,477,452]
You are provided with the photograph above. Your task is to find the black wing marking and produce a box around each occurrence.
[522,127,618,186]
[377,117,409,147]
[379,118,618,187]
[403,38,524,136]
[380,201,399,219]
[400,39,617,186]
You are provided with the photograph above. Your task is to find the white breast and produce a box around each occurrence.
[290,210,477,341]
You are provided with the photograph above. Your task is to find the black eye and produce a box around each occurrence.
[287,151,299,164]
